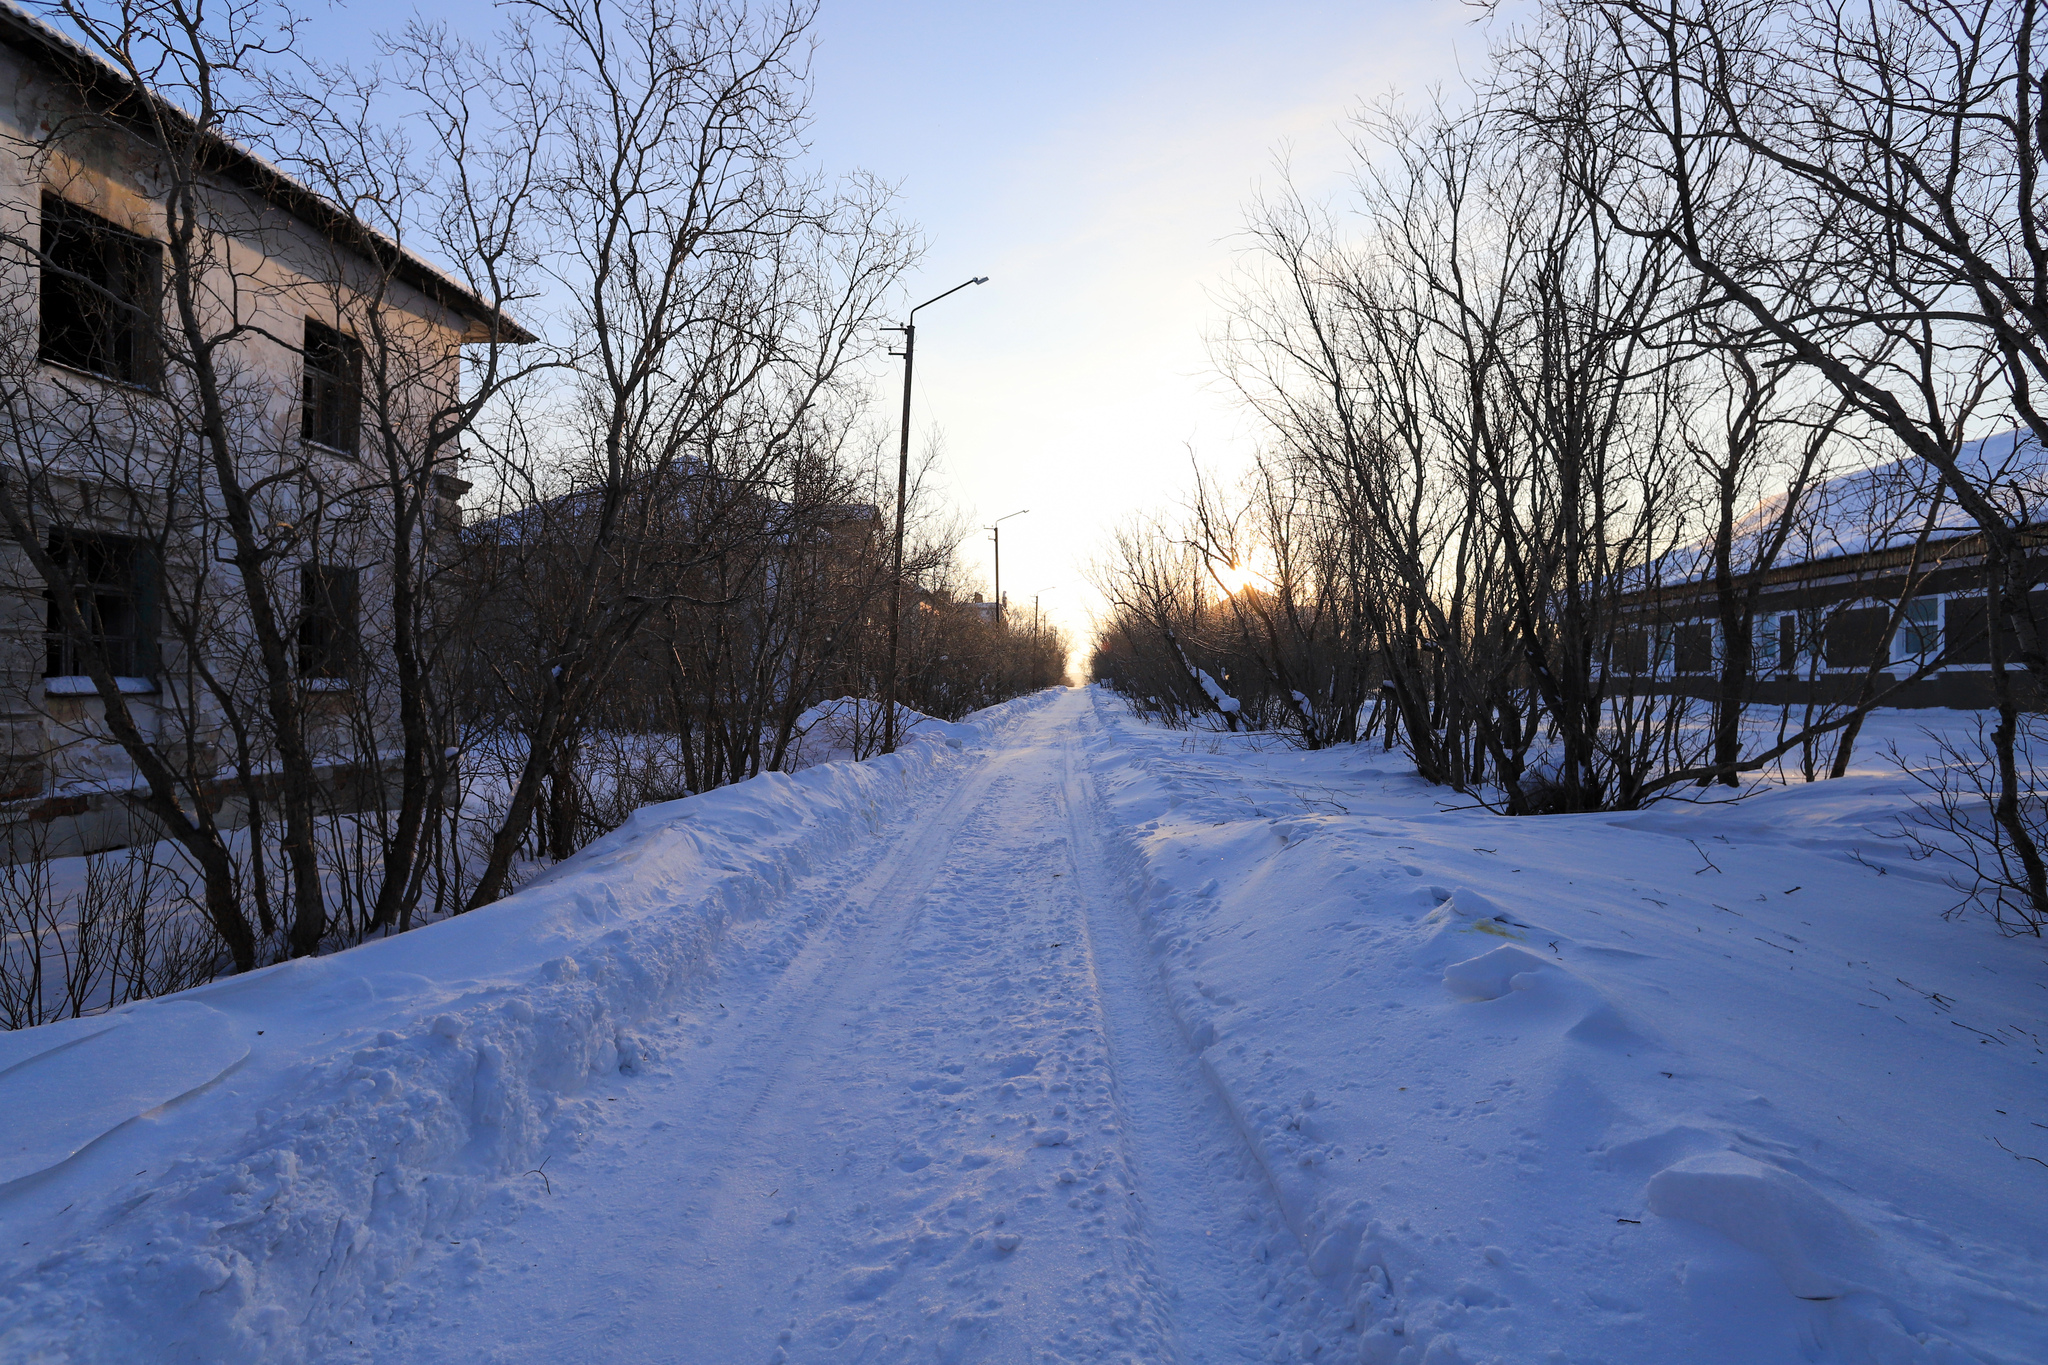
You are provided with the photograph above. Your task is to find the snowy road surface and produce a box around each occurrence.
[3,685,2045,1364]
[398,686,1312,1362]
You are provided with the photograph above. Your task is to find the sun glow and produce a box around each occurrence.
[1215,556,1271,596]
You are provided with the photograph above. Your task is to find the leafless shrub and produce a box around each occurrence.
[0,831,60,1029]
[1895,717,2048,936]
[0,826,220,1029]
[564,732,696,847]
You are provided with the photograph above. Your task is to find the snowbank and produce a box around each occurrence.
[1080,689,2048,1365]
[783,696,980,771]
[0,689,1059,1363]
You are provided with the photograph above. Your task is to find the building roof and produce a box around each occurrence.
[466,461,875,546]
[1646,430,2046,588]
[0,1,536,344]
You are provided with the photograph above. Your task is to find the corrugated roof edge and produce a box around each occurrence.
[0,0,537,345]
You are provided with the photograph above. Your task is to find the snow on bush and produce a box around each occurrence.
[784,696,980,770]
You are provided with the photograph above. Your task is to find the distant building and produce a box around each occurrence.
[1610,433,2046,709]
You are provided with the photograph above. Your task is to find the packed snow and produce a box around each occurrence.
[0,686,2043,1363]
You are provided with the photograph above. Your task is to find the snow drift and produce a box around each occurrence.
[0,690,1057,1363]
[1079,687,2047,1365]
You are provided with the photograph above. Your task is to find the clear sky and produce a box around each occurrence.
[801,1,1483,662]
[309,0,1491,663]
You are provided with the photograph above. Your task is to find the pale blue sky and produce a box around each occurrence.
[801,1,1482,648]
[309,0,1489,651]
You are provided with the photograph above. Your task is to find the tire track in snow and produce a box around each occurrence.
[382,691,1327,1363]
[658,696,1062,1156]
[1057,694,1347,1361]
[362,729,1033,1363]
[630,699,1179,1358]
[695,740,1034,1145]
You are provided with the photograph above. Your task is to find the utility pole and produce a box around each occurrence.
[986,508,1028,625]
[880,276,987,754]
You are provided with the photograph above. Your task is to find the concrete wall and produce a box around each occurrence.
[0,29,476,819]
[0,757,403,861]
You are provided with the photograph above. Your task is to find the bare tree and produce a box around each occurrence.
[454,0,913,907]
[1498,0,2048,911]
[1088,520,1244,731]
[0,0,536,965]
[1516,0,2044,669]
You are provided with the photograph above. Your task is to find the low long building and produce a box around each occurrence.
[1609,432,2045,709]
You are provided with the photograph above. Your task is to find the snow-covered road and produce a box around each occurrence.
[398,687,1319,1363]
[5,686,2044,1364]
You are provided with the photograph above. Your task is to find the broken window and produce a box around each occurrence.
[297,563,360,681]
[44,532,158,681]
[301,320,363,453]
[1615,628,1649,675]
[1673,622,1714,674]
[1823,606,1891,668]
[39,194,162,388]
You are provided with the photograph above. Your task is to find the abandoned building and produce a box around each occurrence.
[0,2,529,855]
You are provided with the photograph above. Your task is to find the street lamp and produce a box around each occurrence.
[986,508,1028,622]
[1031,586,1057,633]
[881,275,988,754]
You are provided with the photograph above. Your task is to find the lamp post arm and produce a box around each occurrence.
[910,275,989,322]
[880,276,986,754]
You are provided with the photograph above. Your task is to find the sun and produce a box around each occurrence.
[1215,557,1269,595]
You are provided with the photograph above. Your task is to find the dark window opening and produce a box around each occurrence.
[44,532,158,679]
[301,320,362,453]
[1823,607,1891,668]
[1943,590,2048,665]
[298,564,360,680]
[1674,623,1714,675]
[1616,628,1648,675]
[39,194,162,388]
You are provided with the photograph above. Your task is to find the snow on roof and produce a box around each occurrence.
[1644,430,2046,588]
[0,0,536,344]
